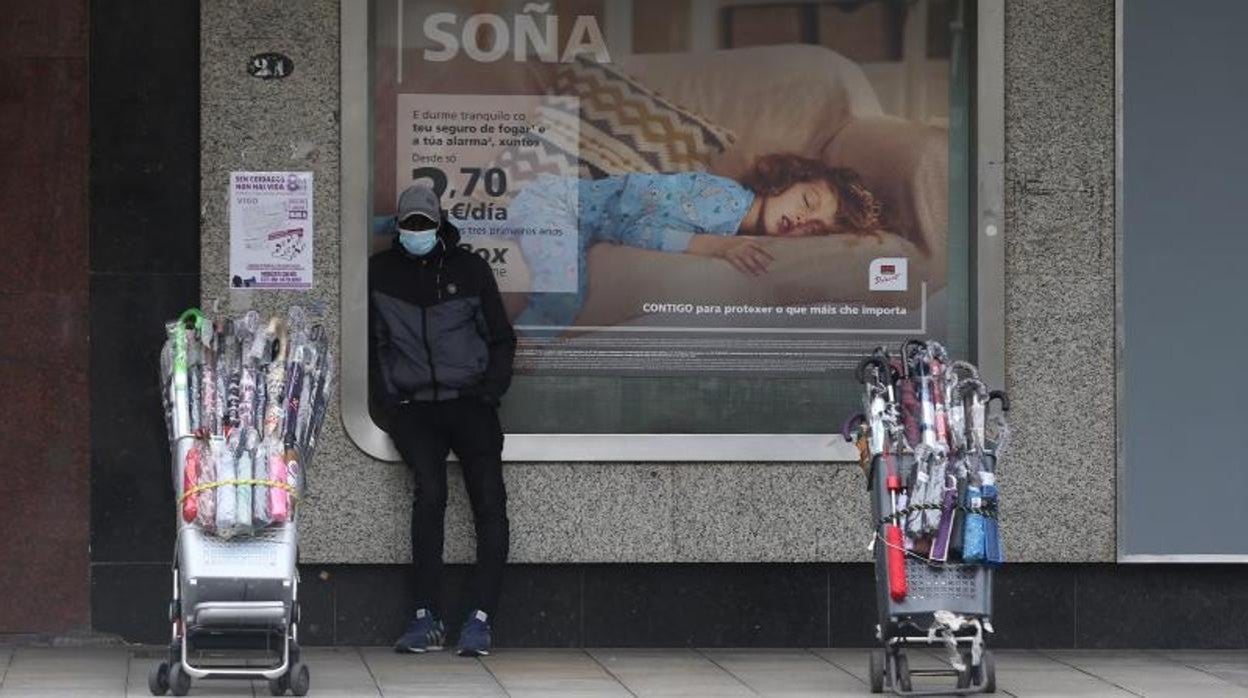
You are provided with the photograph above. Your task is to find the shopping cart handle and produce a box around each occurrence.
[988,390,1010,412]
[855,357,890,385]
[841,413,867,442]
[902,339,927,375]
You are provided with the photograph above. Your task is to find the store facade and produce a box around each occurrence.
[4,0,1247,649]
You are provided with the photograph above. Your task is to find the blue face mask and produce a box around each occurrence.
[398,229,438,256]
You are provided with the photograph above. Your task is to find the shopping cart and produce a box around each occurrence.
[149,309,312,696]
[864,451,997,695]
[845,345,1005,695]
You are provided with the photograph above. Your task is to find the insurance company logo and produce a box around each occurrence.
[423,3,611,64]
[869,257,908,291]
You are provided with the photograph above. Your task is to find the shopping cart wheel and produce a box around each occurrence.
[955,662,972,689]
[976,650,996,693]
[894,653,912,692]
[168,662,191,696]
[868,650,885,693]
[147,661,169,695]
[268,671,290,696]
[289,662,311,696]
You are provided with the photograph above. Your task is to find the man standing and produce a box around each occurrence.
[369,185,516,657]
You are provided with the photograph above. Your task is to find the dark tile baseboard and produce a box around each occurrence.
[91,562,1248,649]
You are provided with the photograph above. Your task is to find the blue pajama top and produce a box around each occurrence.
[511,172,755,328]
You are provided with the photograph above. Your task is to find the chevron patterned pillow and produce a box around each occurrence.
[553,55,736,177]
[489,56,737,191]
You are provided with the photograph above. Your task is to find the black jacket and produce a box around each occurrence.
[369,217,516,407]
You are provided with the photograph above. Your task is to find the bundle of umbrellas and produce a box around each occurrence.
[844,340,1008,567]
[159,306,334,538]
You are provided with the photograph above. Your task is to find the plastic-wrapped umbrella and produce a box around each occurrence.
[215,431,239,536]
[164,309,211,520]
[253,437,271,526]
[200,324,218,438]
[165,309,205,512]
[301,352,335,473]
[295,326,323,454]
[929,457,963,562]
[944,361,978,453]
[159,332,173,442]
[294,327,332,491]
[195,438,217,530]
[271,341,306,524]
[904,340,939,451]
[254,316,287,527]
[213,318,229,435]
[262,318,290,439]
[904,341,945,536]
[959,378,990,563]
[167,312,200,441]
[224,321,241,434]
[187,335,202,435]
[931,363,972,562]
[182,441,201,524]
[235,312,260,435]
[858,354,907,602]
[854,350,892,459]
[236,428,258,535]
[895,357,922,449]
[981,390,1010,566]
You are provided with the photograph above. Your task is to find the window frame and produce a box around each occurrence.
[338,0,1005,462]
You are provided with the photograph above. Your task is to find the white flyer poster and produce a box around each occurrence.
[396,94,579,293]
[229,171,314,289]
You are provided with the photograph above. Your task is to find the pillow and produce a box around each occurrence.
[488,104,585,184]
[488,56,737,188]
[618,45,884,179]
[553,55,737,177]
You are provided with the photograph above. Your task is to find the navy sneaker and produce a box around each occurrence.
[456,610,492,657]
[394,609,445,653]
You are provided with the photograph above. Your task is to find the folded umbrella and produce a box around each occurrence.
[981,390,1010,566]
[858,354,908,600]
[959,379,990,563]
[235,428,257,535]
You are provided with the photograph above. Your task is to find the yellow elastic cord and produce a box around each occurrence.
[179,479,299,505]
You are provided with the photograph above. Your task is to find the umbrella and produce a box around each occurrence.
[859,354,908,601]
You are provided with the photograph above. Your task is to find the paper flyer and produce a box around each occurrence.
[229,171,314,289]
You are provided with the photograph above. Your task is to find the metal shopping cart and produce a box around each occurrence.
[845,345,1006,695]
[149,308,323,696]
[149,425,309,698]
[865,452,996,695]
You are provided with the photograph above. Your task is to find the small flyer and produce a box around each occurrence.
[229,171,314,289]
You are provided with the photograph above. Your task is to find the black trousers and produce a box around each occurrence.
[389,398,509,618]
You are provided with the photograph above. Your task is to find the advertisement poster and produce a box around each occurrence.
[394,93,580,293]
[368,0,972,434]
[230,171,314,289]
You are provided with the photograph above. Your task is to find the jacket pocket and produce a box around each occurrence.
[428,297,488,388]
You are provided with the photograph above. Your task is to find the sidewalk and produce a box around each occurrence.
[1,645,1246,697]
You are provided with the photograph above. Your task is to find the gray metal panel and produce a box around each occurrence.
[1118,0,1248,560]
[976,0,1006,392]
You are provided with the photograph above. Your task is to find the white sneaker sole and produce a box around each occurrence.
[396,644,445,654]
